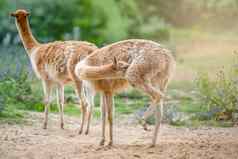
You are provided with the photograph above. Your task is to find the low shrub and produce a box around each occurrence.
[196,62,238,120]
[137,16,170,41]
[0,69,35,115]
[0,45,39,118]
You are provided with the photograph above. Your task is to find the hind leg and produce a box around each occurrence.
[99,93,107,146]
[74,81,87,134]
[56,84,65,129]
[128,80,163,145]
[42,80,53,129]
[84,85,95,135]
[139,83,163,147]
[141,78,169,131]
[126,68,165,146]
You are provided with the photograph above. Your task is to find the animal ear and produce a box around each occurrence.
[10,12,16,17]
[113,57,118,68]
[120,61,130,69]
[26,12,30,16]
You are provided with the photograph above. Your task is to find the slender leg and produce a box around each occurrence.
[99,93,106,146]
[150,79,169,147]
[75,81,87,134]
[105,93,114,146]
[85,88,95,135]
[78,100,86,134]
[42,80,52,129]
[130,81,163,146]
[85,105,92,135]
[57,84,65,129]
[141,79,168,131]
[150,100,163,147]
[140,102,155,131]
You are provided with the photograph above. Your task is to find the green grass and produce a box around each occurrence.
[177,52,234,73]
[1,28,237,128]
[0,104,25,124]
[0,84,148,121]
[114,96,148,115]
[171,119,234,128]
[178,100,207,113]
[171,27,238,41]
[171,27,236,82]
[1,76,232,127]
[169,80,194,92]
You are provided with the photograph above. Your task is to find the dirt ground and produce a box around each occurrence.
[0,112,238,159]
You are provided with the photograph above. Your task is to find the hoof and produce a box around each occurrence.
[139,119,150,131]
[143,125,151,131]
[61,123,64,129]
[43,123,47,129]
[147,144,155,148]
[99,139,105,146]
[85,130,89,135]
[107,141,113,146]
[78,130,82,135]
[142,121,150,131]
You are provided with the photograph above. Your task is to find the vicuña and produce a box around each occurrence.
[75,39,176,147]
[11,9,97,134]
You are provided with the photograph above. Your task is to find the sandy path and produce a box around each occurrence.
[0,112,238,159]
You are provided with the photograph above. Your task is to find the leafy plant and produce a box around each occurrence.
[0,45,36,117]
[137,16,170,41]
[196,62,238,120]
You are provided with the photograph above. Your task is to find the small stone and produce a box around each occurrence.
[4,135,8,141]
[133,154,141,158]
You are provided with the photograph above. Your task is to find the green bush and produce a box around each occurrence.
[0,70,33,109]
[1,0,171,46]
[0,45,32,117]
[137,16,170,41]
[2,0,165,46]
[196,63,238,120]
[0,95,4,113]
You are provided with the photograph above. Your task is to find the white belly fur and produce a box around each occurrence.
[30,47,41,79]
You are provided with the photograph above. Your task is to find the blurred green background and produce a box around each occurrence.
[1,0,238,45]
[1,0,238,126]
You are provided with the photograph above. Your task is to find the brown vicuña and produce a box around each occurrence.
[75,39,176,147]
[11,9,97,134]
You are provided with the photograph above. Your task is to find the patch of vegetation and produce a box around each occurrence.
[178,100,207,114]
[0,104,25,124]
[196,62,238,121]
[115,95,148,115]
[1,0,170,46]
[0,70,33,121]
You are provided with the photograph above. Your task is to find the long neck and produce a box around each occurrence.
[15,17,39,53]
[79,64,119,80]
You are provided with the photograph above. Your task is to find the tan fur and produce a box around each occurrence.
[75,39,176,146]
[11,9,97,133]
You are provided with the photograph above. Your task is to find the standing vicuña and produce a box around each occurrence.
[11,9,97,134]
[75,39,176,147]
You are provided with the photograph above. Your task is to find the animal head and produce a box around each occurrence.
[75,57,130,80]
[111,57,130,76]
[10,9,30,20]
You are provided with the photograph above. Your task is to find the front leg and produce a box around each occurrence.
[42,80,52,129]
[84,85,95,135]
[57,84,65,129]
[78,100,87,134]
[74,82,86,134]
[151,99,163,147]
[105,92,114,146]
[99,94,106,145]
